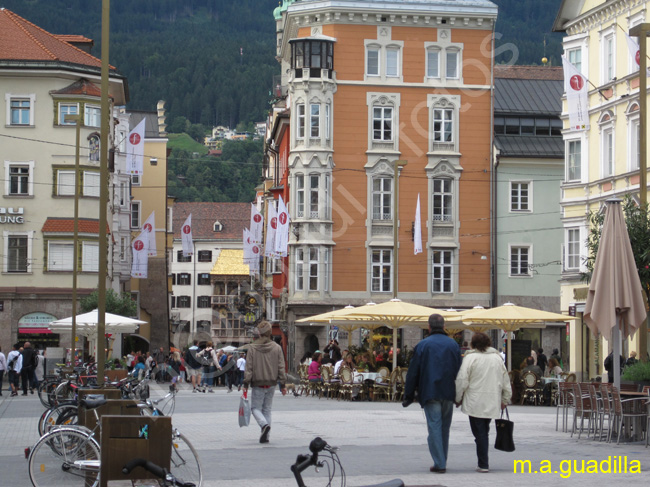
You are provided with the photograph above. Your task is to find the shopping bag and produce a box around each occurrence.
[238,390,251,427]
[494,407,515,452]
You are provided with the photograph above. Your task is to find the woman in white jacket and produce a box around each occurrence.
[455,332,512,473]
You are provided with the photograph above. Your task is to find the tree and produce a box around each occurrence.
[80,289,138,317]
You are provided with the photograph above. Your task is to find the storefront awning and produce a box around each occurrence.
[19,328,53,334]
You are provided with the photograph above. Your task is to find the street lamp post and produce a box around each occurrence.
[64,114,82,364]
[630,24,649,362]
[392,160,408,371]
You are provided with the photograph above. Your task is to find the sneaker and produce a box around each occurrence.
[429,466,446,474]
[192,388,197,393]
[30,389,34,395]
[208,388,214,393]
[21,393,28,396]
[227,389,233,393]
[476,468,489,473]
[202,387,207,393]
[260,424,271,443]
[238,386,241,392]
[10,392,17,397]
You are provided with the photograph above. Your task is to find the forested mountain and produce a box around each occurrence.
[2,0,279,129]
[3,0,564,203]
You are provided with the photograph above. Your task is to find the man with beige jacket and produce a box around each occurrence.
[243,321,287,443]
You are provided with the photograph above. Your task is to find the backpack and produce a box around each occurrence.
[8,354,18,371]
[184,349,201,369]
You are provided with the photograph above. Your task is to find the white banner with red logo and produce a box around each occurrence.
[243,228,260,275]
[274,196,290,257]
[264,202,277,258]
[126,119,146,175]
[250,203,264,244]
[562,56,590,131]
[414,194,422,255]
[143,210,157,257]
[625,33,650,76]
[181,213,194,257]
[131,231,148,278]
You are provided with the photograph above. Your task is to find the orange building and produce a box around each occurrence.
[270,0,497,366]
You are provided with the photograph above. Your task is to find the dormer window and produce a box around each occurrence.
[213,221,223,232]
[290,38,335,79]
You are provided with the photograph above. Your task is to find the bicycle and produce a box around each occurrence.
[27,396,105,486]
[123,458,196,487]
[129,385,201,486]
[291,437,404,487]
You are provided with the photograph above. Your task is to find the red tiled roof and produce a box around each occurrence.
[54,34,93,44]
[42,218,110,235]
[51,79,102,97]
[172,202,249,240]
[494,65,564,81]
[0,8,112,70]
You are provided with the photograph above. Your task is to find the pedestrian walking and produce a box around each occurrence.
[403,314,461,474]
[454,332,511,473]
[20,342,37,395]
[0,346,6,396]
[236,353,246,391]
[243,321,287,443]
[7,345,22,397]
[168,351,182,390]
[33,350,44,389]
[185,341,204,392]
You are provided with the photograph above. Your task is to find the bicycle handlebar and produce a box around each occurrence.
[290,437,328,487]
[122,458,196,486]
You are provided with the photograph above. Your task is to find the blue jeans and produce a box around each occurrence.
[423,399,454,469]
[250,386,275,428]
[469,416,491,469]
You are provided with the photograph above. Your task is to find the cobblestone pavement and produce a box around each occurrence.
[1,382,649,486]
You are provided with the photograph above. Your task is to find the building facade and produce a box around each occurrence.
[493,65,566,357]
[170,202,249,348]
[554,0,649,379]
[128,110,172,353]
[0,9,128,355]
[271,0,497,369]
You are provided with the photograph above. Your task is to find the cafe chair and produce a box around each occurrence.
[520,371,542,406]
[598,383,615,442]
[571,383,597,439]
[321,366,339,399]
[610,387,648,445]
[297,365,309,396]
[556,381,574,432]
[338,367,355,401]
[373,367,399,401]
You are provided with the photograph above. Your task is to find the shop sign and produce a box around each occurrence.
[19,312,58,328]
[0,207,24,224]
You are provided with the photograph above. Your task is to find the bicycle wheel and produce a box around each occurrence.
[39,380,59,408]
[28,428,100,487]
[38,403,78,436]
[170,430,202,487]
[54,382,75,404]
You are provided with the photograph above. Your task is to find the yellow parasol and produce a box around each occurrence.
[464,302,576,370]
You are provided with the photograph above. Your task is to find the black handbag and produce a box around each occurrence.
[494,407,515,452]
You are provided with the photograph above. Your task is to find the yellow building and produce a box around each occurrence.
[554,0,648,380]
[128,109,171,352]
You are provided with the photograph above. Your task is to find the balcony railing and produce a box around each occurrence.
[211,295,234,306]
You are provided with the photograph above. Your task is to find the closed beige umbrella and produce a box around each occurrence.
[584,199,647,388]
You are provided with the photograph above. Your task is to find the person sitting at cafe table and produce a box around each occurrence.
[521,356,542,377]
[334,352,353,375]
[625,351,638,368]
[308,352,323,382]
[547,358,562,377]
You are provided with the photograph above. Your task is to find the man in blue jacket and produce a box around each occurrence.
[403,314,461,474]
